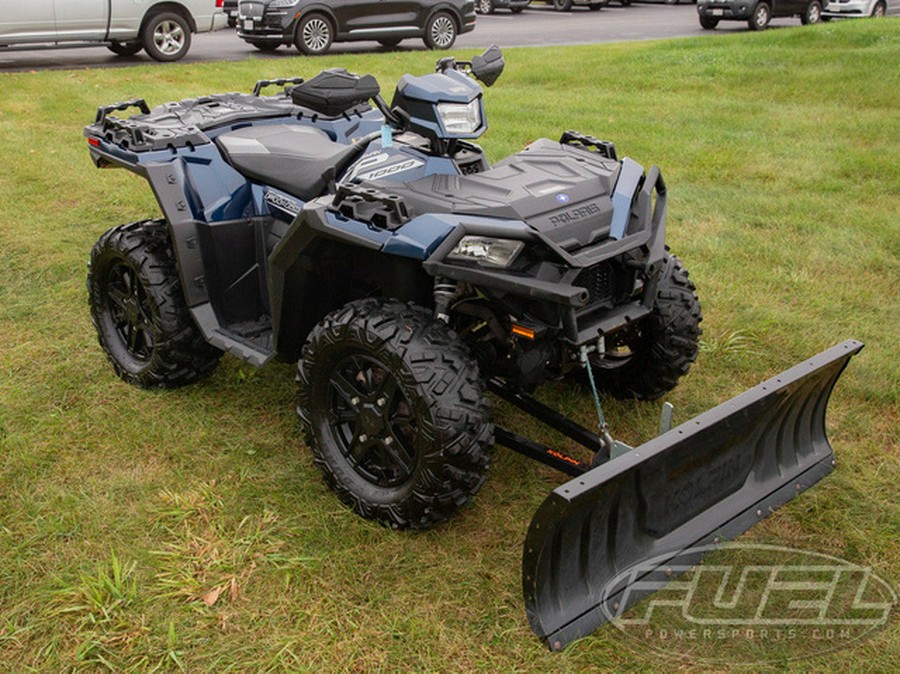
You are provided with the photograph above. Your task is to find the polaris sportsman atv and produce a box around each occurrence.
[85,47,862,650]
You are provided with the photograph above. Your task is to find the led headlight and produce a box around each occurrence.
[447,236,524,269]
[437,100,482,135]
[269,0,298,7]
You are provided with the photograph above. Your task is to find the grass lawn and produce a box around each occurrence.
[1,20,898,672]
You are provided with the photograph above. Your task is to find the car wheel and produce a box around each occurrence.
[297,299,493,530]
[748,1,771,29]
[250,41,280,52]
[88,221,222,388]
[424,12,457,50]
[477,0,495,14]
[801,0,823,24]
[871,0,886,16]
[553,0,574,10]
[378,38,402,48]
[141,12,192,62]
[295,13,333,55]
[699,15,719,28]
[107,41,142,57]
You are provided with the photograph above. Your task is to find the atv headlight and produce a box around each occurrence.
[447,236,524,269]
[437,100,482,135]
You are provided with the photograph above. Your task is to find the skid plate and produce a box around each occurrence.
[522,339,864,651]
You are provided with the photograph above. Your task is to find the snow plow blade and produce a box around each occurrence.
[523,339,863,651]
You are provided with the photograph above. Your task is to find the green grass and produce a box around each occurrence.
[1,22,898,671]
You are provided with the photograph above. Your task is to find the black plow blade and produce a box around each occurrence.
[522,339,864,651]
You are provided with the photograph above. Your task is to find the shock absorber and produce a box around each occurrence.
[433,277,457,323]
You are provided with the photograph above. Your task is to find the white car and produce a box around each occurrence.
[822,0,888,18]
[0,1,227,62]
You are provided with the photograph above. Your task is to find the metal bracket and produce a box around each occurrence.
[659,401,674,435]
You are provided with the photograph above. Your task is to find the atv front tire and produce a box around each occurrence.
[88,221,221,388]
[589,253,702,400]
[297,299,493,530]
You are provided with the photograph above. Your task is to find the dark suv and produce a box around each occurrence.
[237,0,476,54]
[697,0,823,29]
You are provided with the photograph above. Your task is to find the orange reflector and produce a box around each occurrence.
[512,325,535,340]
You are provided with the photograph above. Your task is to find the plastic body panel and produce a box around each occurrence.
[522,340,864,650]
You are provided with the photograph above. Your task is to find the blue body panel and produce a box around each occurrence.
[382,215,460,260]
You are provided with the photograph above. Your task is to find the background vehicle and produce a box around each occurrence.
[822,0,887,18]
[542,0,611,10]
[698,0,824,28]
[476,0,532,13]
[0,0,227,61]
[236,0,476,54]
[224,0,239,27]
[83,47,860,650]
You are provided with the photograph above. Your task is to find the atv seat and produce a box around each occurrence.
[215,124,364,201]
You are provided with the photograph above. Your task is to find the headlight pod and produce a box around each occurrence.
[447,236,524,269]
[437,100,482,135]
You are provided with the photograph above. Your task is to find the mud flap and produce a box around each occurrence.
[522,339,863,651]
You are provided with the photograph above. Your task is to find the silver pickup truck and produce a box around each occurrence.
[0,1,227,62]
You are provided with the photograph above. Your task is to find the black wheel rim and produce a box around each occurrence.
[106,262,155,361]
[326,353,420,488]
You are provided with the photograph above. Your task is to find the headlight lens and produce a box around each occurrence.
[437,100,482,135]
[447,236,524,269]
[269,0,298,7]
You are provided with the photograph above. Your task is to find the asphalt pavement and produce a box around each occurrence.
[3,4,891,72]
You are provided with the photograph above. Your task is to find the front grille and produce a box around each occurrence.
[574,263,615,305]
[239,2,265,19]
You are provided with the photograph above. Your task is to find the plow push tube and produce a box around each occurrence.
[522,339,864,651]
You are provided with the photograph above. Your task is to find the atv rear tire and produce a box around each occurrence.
[589,253,702,400]
[297,299,493,530]
[88,221,222,388]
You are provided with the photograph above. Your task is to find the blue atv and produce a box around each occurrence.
[85,47,861,649]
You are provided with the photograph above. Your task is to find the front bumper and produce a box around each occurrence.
[237,5,293,42]
[822,0,872,15]
[697,1,754,19]
[420,166,668,347]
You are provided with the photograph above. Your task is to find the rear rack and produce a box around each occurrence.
[85,91,303,152]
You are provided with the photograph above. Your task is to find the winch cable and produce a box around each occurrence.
[579,345,616,454]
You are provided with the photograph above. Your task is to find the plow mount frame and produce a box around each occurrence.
[493,340,863,651]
